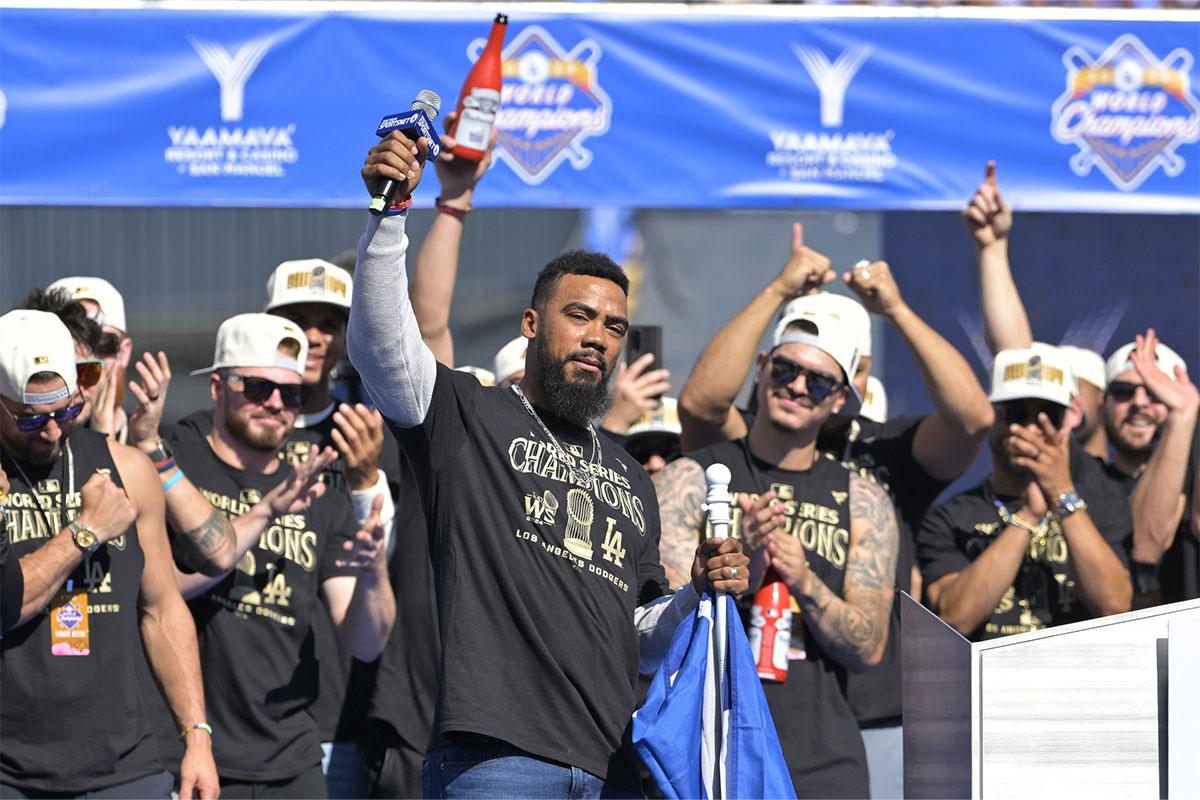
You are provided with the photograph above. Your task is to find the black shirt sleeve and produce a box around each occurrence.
[916,499,972,587]
[0,523,23,636]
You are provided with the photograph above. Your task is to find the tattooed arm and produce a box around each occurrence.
[770,472,897,672]
[158,469,238,576]
[652,457,708,589]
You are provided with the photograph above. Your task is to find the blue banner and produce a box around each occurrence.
[1,5,1196,211]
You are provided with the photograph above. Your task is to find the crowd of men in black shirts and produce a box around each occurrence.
[1,118,1196,800]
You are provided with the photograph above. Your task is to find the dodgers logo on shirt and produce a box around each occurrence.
[164,31,301,179]
[477,25,612,185]
[1051,34,1199,191]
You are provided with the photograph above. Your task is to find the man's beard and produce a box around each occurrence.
[224,404,290,452]
[534,346,614,426]
[1105,417,1158,458]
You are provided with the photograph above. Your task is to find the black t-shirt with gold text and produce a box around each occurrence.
[917,481,1130,640]
[388,364,670,790]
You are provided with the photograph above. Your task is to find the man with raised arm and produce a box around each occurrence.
[676,223,992,798]
[655,307,898,798]
[348,130,749,797]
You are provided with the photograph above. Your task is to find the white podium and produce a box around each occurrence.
[901,594,1200,798]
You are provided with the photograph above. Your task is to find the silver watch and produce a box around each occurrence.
[1054,491,1088,520]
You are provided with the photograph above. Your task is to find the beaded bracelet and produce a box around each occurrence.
[179,722,213,740]
[435,196,472,218]
[162,470,186,492]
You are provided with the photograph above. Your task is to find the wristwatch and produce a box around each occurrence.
[1054,491,1088,521]
[69,519,100,554]
[147,439,173,466]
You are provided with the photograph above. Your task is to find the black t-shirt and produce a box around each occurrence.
[818,415,948,723]
[689,438,869,798]
[388,364,670,789]
[1,429,161,792]
[163,426,357,782]
[917,480,1131,640]
[0,523,22,637]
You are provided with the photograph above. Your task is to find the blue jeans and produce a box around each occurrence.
[422,736,641,799]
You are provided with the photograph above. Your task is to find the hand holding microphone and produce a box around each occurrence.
[364,90,443,214]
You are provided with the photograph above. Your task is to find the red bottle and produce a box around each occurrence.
[748,568,792,682]
[450,13,507,161]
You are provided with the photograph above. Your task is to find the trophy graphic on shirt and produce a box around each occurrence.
[563,487,595,560]
[231,549,261,606]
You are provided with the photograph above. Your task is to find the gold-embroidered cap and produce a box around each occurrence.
[264,259,353,313]
[989,344,1075,408]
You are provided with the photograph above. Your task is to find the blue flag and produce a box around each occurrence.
[633,591,796,800]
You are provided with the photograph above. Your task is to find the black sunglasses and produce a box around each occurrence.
[768,356,842,402]
[1000,401,1066,429]
[625,434,683,467]
[1107,380,1161,405]
[224,375,307,410]
[2,398,86,432]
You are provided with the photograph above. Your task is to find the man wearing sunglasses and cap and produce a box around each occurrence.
[655,309,898,797]
[154,312,394,797]
[0,309,219,798]
[917,345,1132,640]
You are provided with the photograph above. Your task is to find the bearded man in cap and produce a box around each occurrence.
[656,309,898,798]
[0,309,218,799]
[918,345,1132,639]
[159,312,394,798]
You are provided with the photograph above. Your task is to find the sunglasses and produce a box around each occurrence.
[1107,380,1162,405]
[1000,401,1066,429]
[76,359,105,389]
[223,375,307,410]
[625,435,683,467]
[2,398,86,432]
[768,356,842,402]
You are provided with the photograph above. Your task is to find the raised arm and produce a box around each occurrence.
[347,132,438,427]
[1127,330,1200,563]
[963,161,1032,354]
[678,223,833,451]
[410,114,496,367]
[322,495,395,662]
[769,472,897,672]
[843,260,994,481]
[126,351,237,574]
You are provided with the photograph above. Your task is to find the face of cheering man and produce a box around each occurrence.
[989,398,1067,476]
[275,302,347,389]
[211,361,303,453]
[523,273,629,425]
[1102,368,1168,459]
[755,342,848,434]
[0,376,84,465]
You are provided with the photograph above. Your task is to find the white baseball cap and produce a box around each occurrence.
[627,396,682,441]
[456,365,496,386]
[989,345,1074,408]
[264,259,353,313]
[1105,340,1187,384]
[1059,345,1107,392]
[772,311,863,416]
[493,336,528,386]
[861,375,888,423]
[47,276,127,333]
[777,292,872,357]
[0,310,78,404]
[191,313,308,376]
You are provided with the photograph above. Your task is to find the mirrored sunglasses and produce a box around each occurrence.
[76,359,105,389]
[768,356,841,402]
[2,400,86,432]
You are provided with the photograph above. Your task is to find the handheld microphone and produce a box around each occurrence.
[703,463,732,541]
[369,90,443,215]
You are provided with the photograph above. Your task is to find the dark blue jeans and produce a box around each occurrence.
[422,735,642,799]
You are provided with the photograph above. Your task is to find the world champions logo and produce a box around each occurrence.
[467,25,612,185]
[1051,34,1199,191]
